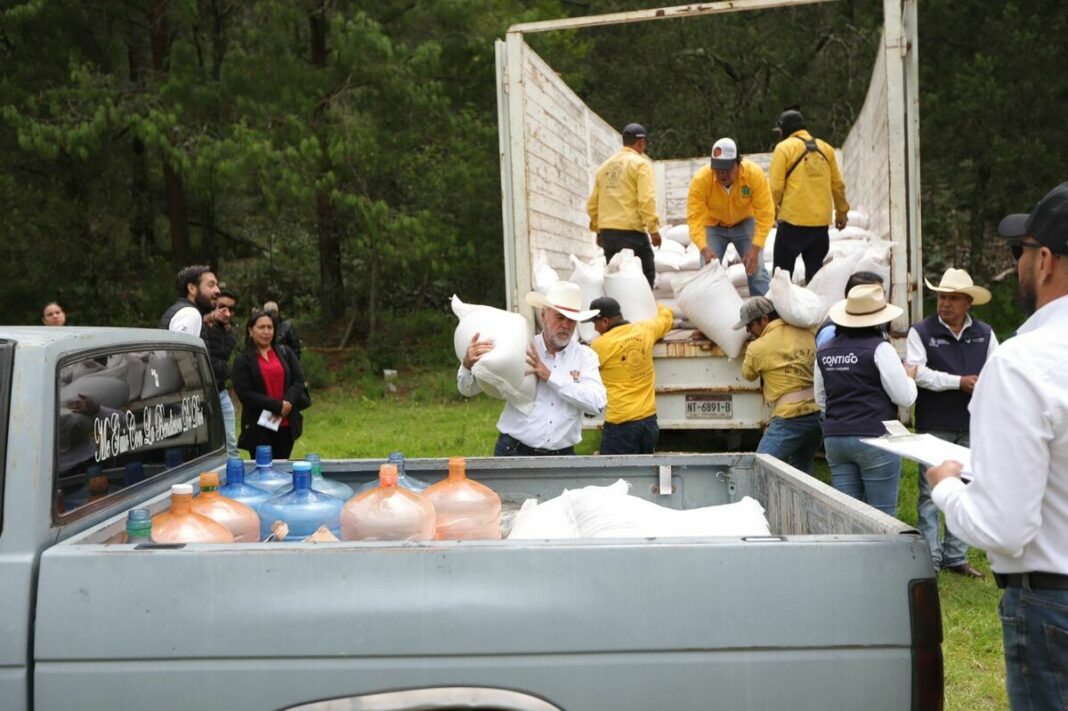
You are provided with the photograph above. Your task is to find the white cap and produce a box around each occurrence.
[171,483,194,496]
[710,137,739,170]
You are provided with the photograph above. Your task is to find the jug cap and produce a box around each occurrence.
[127,508,150,523]
[306,453,322,462]
[171,483,194,496]
[226,458,245,479]
[292,461,312,472]
[200,472,221,489]
[255,445,274,466]
[388,451,404,462]
[379,464,398,488]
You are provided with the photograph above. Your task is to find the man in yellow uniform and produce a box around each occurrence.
[686,137,775,296]
[584,296,674,454]
[588,123,662,288]
[735,296,823,474]
[768,110,850,284]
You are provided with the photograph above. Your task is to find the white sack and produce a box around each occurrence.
[763,229,776,261]
[723,243,740,265]
[854,241,892,288]
[676,261,748,359]
[663,224,691,247]
[532,250,559,296]
[678,244,702,271]
[806,250,865,319]
[659,238,686,255]
[826,239,870,261]
[727,263,749,289]
[768,268,824,328]
[791,259,806,286]
[604,249,657,323]
[656,297,685,320]
[569,254,605,343]
[847,209,870,231]
[452,295,537,414]
[833,225,873,241]
[508,480,629,540]
[654,246,684,273]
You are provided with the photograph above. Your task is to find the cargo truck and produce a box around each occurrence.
[495,0,923,434]
[1,327,941,710]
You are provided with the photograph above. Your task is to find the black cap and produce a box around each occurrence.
[584,296,622,321]
[622,123,647,140]
[775,110,805,136]
[997,181,1068,253]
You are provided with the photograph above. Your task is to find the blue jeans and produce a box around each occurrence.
[824,435,902,516]
[917,430,970,568]
[705,218,770,296]
[600,415,659,455]
[218,389,239,459]
[999,586,1068,710]
[756,412,822,475]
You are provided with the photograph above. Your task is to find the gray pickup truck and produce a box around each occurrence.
[1,328,942,710]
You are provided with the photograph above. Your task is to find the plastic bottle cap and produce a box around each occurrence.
[226,458,245,476]
[306,453,321,462]
[292,461,312,472]
[388,451,404,461]
[127,508,150,523]
[255,445,273,466]
[379,464,398,488]
[172,484,194,496]
[200,472,220,488]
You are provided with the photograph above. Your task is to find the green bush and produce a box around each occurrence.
[300,351,335,390]
[366,309,456,372]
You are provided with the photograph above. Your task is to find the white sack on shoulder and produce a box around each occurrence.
[451,295,537,414]
[569,254,605,344]
[805,250,865,319]
[604,249,657,322]
[768,268,825,328]
[676,261,747,359]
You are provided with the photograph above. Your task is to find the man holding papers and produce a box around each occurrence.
[907,268,998,579]
[926,182,1068,710]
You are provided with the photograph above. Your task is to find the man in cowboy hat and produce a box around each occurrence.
[458,281,607,456]
[906,268,999,579]
[583,296,674,454]
[926,181,1068,709]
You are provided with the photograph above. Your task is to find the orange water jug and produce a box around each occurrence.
[191,472,261,542]
[341,464,436,541]
[423,457,501,540]
[152,484,234,543]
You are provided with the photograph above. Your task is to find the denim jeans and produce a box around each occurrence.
[917,429,970,568]
[999,585,1068,710]
[218,389,239,459]
[824,435,902,516]
[704,218,770,296]
[756,413,822,475]
[600,415,659,455]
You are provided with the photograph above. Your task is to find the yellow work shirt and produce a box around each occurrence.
[588,147,660,234]
[592,306,674,424]
[741,319,820,419]
[686,159,776,250]
[768,130,849,227]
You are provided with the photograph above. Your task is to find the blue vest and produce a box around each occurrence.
[817,333,896,437]
[912,315,992,432]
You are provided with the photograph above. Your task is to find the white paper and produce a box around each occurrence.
[860,432,973,482]
[257,409,282,432]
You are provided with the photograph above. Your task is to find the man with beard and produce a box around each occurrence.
[458,281,607,456]
[158,265,220,335]
[926,181,1068,710]
[203,288,240,457]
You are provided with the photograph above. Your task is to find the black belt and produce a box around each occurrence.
[994,572,1068,590]
[500,434,574,456]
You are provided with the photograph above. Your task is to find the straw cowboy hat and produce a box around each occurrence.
[924,268,991,305]
[828,284,903,328]
[525,281,600,322]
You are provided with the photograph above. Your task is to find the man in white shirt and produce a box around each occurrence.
[927,181,1068,710]
[458,281,607,456]
[157,265,220,335]
[907,268,998,579]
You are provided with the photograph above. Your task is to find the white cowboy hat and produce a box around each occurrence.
[924,268,991,305]
[525,281,600,322]
[828,283,903,328]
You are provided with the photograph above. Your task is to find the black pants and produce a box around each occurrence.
[600,229,656,288]
[494,433,575,457]
[600,415,659,455]
[241,425,295,460]
[773,222,830,285]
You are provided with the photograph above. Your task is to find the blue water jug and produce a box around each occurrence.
[305,453,353,500]
[258,461,344,540]
[219,458,273,512]
[245,445,293,493]
[356,451,429,494]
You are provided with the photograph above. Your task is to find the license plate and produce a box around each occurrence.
[685,394,733,419]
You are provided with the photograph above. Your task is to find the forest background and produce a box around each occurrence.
[2,0,1066,377]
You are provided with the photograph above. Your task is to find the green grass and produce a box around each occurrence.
[243,371,1007,709]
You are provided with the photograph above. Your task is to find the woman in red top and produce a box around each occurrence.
[232,310,309,458]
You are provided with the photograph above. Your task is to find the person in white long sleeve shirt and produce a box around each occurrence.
[814,284,917,515]
[926,182,1068,710]
[458,282,607,456]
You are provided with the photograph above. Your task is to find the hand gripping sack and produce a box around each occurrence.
[603,249,657,323]
[768,268,824,328]
[451,295,537,414]
[675,260,747,359]
[569,254,605,344]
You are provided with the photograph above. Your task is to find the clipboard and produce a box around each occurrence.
[860,421,973,482]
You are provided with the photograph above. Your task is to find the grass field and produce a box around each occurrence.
[260,369,1008,710]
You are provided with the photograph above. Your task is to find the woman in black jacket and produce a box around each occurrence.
[232,310,309,458]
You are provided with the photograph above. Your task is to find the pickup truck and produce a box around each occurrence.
[1,328,942,710]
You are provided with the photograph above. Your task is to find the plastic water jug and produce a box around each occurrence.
[423,457,502,540]
[125,508,153,544]
[341,464,436,541]
[152,484,234,543]
[355,451,429,494]
[306,453,354,500]
[245,445,293,493]
[219,458,273,512]
[258,461,344,540]
[192,472,261,542]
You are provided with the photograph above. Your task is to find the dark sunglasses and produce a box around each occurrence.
[1010,240,1043,261]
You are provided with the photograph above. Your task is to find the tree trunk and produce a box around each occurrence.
[127,41,154,257]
